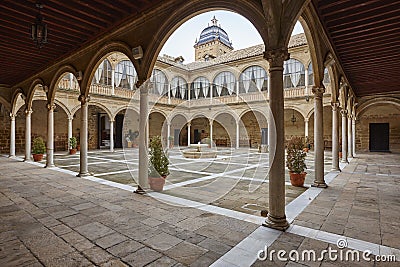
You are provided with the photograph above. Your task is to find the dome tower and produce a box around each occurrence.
[194,16,233,61]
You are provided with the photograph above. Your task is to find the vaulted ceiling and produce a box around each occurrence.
[0,0,399,97]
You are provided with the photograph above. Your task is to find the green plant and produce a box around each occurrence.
[32,137,46,155]
[148,135,169,177]
[286,136,307,174]
[69,137,77,149]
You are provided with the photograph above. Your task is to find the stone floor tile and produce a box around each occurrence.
[95,232,129,249]
[75,222,115,241]
[122,247,162,266]
[143,232,183,251]
[82,246,114,265]
[198,238,232,255]
[100,259,129,267]
[190,251,222,267]
[107,239,144,258]
[144,256,179,267]
[164,241,208,265]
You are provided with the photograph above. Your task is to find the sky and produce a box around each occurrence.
[159,10,304,63]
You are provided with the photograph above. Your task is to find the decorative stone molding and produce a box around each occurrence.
[46,103,56,111]
[340,109,347,116]
[263,48,289,68]
[331,101,340,110]
[25,109,33,115]
[9,113,16,120]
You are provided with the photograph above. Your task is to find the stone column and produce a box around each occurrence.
[209,119,213,148]
[167,121,171,148]
[236,119,240,149]
[9,113,16,157]
[331,102,340,171]
[78,95,90,176]
[111,68,115,96]
[24,109,32,161]
[312,86,327,188]
[110,120,114,152]
[341,110,348,163]
[68,116,73,147]
[187,121,191,145]
[137,83,149,192]
[304,118,309,138]
[305,66,309,96]
[347,114,353,158]
[46,104,55,168]
[262,48,289,230]
[352,117,356,157]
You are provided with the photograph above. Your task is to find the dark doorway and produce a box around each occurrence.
[261,128,268,145]
[194,129,201,143]
[369,123,389,152]
[174,129,180,146]
[115,114,124,148]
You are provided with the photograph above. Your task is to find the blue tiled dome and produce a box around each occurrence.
[194,17,233,49]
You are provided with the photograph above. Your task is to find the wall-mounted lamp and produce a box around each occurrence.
[305,95,310,102]
[291,110,297,125]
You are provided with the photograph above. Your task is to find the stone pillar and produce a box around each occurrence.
[331,102,340,171]
[312,86,327,188]
[167,121,171,148]
[24,109,32,161]
[110,120,114,152]
[68,116,73,147]
[9,113,16,157]
[46,104,55,168]
[305,66,309,96]
[341,110,348,163]
[168,84,171,105]
[137,83,149,192]
[304,118,309,138]
[209,119,213,148]
[78,95,90,176]
[187,121,191,145]
[352,117,356,157]
[236,119,240,149]
[347,114,353,158]
[111,68,115,96]
[262,48,289,230]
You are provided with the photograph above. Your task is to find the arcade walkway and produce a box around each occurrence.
[0,153,399,266]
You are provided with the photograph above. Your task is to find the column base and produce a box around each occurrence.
[330,167,341,172]
[262,214,289,231]
[311,181,328,188]
[23,158,32,162]
[8,155,16,159]
[134,186,146,195]
[77,172,90,177]
[45,164,55,168]
[341,159,349,164]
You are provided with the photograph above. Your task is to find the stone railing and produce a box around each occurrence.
[58,79,79,91]
[90,84,112,96]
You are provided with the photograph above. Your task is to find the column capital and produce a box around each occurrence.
[331,101,340,110]
[187,121,191,127]
[263,48,289,68]
[9,113,16,120]
[25,108,33,115]
[340,109,347,116]
[68,116,73,121]
[304,118,309,123]
[347,114,353,119]
[46,103,56,111]
[312,86,325,98]
[135,79,146,89]
[78,94,90,104]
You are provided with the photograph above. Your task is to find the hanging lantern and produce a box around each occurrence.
[31,3,47,48]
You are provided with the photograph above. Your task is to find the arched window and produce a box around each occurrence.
[239,66,268,93]
[213,71,236,97]
[308,62,314,86]
[151,69,168,96]
[323,67,330,85]
[170,76,188,99]
[191,77,210,99]
[93,59,112,86]
[283,59,305,88]
[115,60,137,90]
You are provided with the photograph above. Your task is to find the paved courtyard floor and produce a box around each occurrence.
[0,151,399,266]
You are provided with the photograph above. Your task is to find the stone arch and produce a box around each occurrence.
[141,1,268,82]
[113,105,139,120]
[238,108,268,123]
[11,88,25,115]
[212,109,239,122]
[284,106,306,120]
[168,111,189,124]
[357,97,400,118]
[26,78,45,111]
[54,99,72,118]
[239,109,268,148]
[80,41,136,98]
[149,111,167,141]
[48,65,78,104]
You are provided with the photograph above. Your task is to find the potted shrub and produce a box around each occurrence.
[286,136,307,187]
[148,135,169,192]
[69,137,77,155]
[125,129,139,148]
[32,137,46,162]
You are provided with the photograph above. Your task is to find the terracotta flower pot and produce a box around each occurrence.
[77,145,80,151]
[303,148,309,152]
[339,152,343,158]
[148,176,166,192]
[69,148,77,155]
[33,154,43,162]
[289,172,306,187]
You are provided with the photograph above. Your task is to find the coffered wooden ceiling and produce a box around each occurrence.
[1,0,399,97]
[313,0,400,97]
